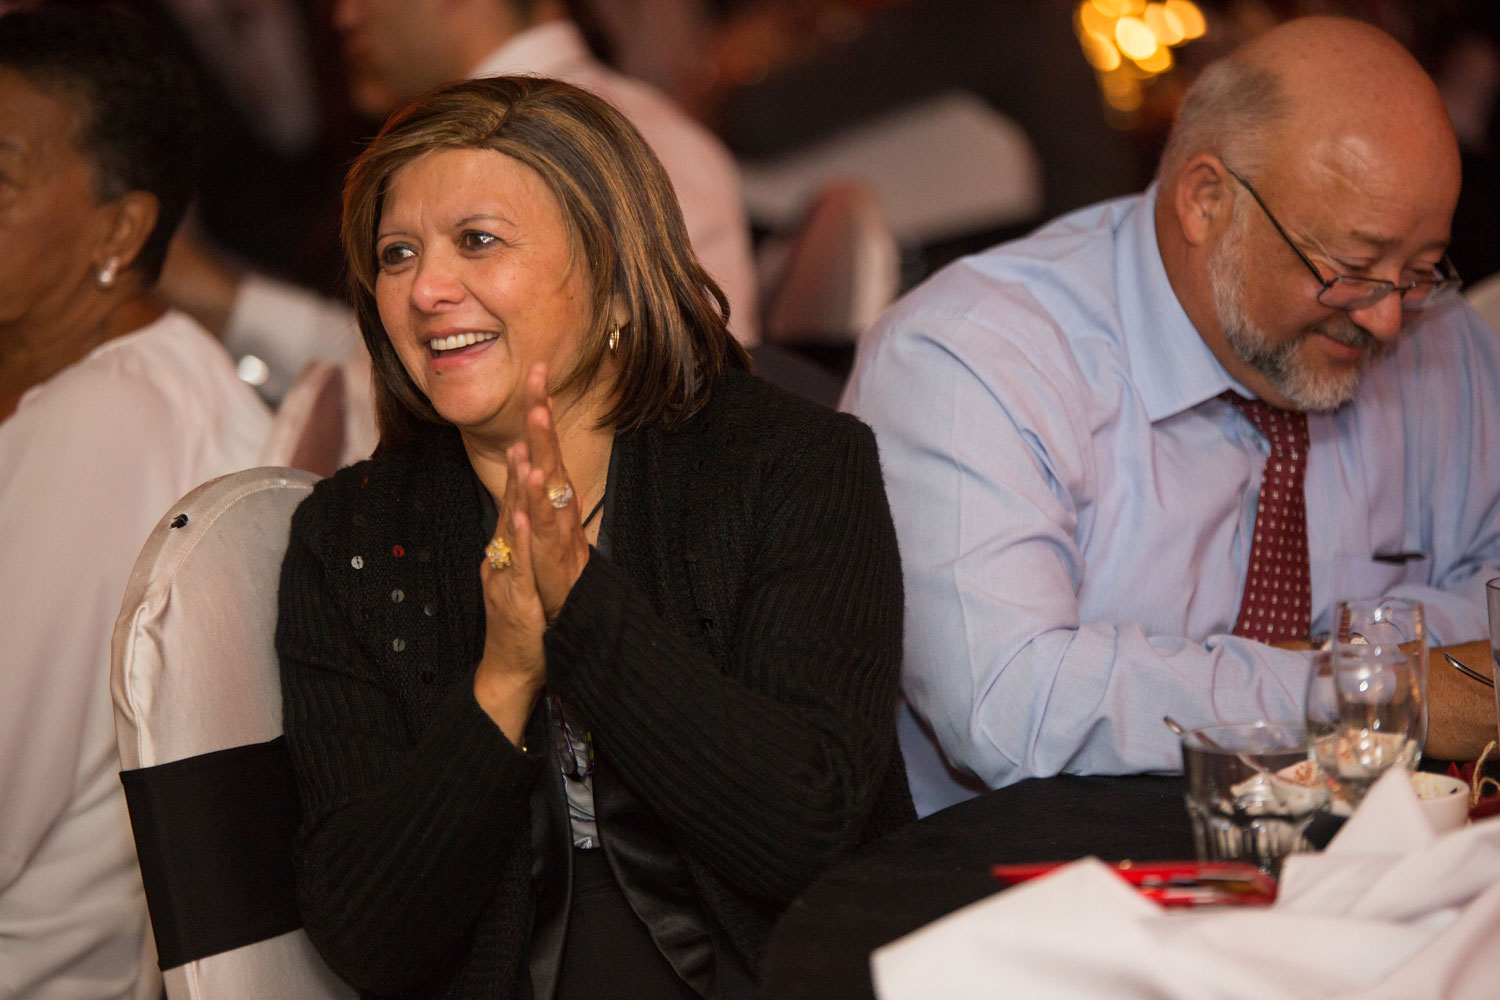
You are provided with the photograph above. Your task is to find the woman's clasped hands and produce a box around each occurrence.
[475,363,598,741]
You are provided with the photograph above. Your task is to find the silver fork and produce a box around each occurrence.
[1441,651,1495,689]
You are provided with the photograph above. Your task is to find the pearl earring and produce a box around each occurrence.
[97,256,120,288]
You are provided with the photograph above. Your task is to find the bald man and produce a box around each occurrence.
[842,17,1500,815]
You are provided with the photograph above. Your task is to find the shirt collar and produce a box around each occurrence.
[469,19,591,80]
[1116,184,1240,422]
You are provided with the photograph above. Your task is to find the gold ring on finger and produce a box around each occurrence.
[546,481,575,509]
[484,536,514,571]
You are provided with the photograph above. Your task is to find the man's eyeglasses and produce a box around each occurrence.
[1222,165,1461,312]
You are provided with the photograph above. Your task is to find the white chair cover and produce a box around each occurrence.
[110,467,353,1000]
[739,90,1043,245]
[259,361,346,479]
[762,178,902,347]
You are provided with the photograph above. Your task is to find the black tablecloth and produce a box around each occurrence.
[760,774,1194,1000]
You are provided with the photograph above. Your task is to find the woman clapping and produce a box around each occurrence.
[276,77,911,1000]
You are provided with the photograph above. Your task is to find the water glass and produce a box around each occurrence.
[1329,596,1429,707]
[1304,645,1425,810]
[1180,722,1326,876]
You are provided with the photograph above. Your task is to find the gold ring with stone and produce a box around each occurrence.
[546,481,575,509]
[484,536,514,571]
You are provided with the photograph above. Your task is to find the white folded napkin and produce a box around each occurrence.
[871,769,1500,999]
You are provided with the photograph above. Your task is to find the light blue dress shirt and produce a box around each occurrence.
[842,188,1500,816]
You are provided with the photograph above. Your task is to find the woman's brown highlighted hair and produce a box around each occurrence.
[343,76,749,449]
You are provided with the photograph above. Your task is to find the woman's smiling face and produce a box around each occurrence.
[374,147,596,443]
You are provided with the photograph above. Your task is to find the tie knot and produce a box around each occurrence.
[1223,392,1308,456]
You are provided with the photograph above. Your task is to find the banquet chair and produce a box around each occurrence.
[258,360,346,479]
[1467,270,1500,332]
[760,177,901,376]
[110,467,354,1000]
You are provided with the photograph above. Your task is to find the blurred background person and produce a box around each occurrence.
[0,7,270,996]
[147,0,354,297]
[277,76,908,999]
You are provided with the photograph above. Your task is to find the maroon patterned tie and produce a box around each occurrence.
[1225,393,1311,643]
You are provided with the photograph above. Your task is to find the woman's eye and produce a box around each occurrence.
[459,230,499,252]
[377,243,415,269]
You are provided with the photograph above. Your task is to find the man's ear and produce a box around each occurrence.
[1172,153,1233,249]
[95,190,159,277]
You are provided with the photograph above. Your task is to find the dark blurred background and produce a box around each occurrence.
[47,0,1494,299]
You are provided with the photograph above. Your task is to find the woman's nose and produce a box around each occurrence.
[409,251,464,312]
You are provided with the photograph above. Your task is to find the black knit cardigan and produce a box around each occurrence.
[276,370,913,999]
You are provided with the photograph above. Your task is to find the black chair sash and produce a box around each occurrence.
[120,737,303,969]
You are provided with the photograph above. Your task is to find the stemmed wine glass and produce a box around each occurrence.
[1304,597,1427,810]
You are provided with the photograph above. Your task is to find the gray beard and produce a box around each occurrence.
[1208,208,1381,412]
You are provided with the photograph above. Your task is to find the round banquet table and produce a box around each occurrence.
[760,774,1195,1000]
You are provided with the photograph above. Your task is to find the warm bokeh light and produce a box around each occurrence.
[1079,30,1123,71]
[1144,2,1183,46]
[1074,0,1206,123]
[1100,72,1145,112]
[1077,0,1115,42]
[1165,0,1206,40]
[1114,15,1158,60]
[1133,44,1173,73]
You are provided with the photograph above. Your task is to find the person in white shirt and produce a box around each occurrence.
[0,10,270,997]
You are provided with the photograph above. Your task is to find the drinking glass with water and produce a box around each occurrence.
[1304,598,1427,811]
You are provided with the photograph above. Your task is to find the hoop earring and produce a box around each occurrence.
[97,256,120,289]
[608,326,620,353]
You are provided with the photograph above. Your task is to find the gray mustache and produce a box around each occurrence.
[1319,319,1381,353]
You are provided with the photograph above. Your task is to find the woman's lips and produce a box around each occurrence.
[427,332,499,370]
[428,331,499,353]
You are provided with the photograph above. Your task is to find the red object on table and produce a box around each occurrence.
[991,859,1278,908]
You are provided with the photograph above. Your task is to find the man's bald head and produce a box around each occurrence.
[1155,17,1463,412]
[1159,17,1459,195]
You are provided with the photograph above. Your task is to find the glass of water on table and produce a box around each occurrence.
[1304,597,1427,812]
[1180,722,1327,877]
